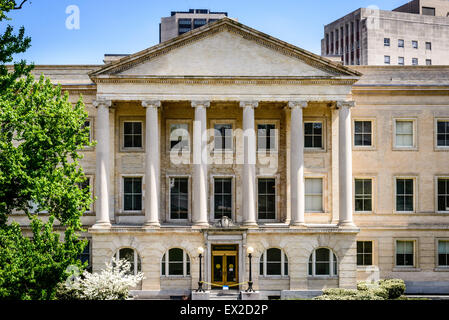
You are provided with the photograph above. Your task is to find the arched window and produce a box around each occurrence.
[161,248,191,276]
[259,248,288,276]
[308,248,338,277]
[114,248,141,275]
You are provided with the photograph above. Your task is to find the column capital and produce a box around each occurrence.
[142,100,161,108]
[93,99,112,109]
[240,101,259,109]
[191,100,211,109]
[336,100,355,109]
[288,101,308,109]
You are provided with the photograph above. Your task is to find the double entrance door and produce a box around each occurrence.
[211,245,238,289]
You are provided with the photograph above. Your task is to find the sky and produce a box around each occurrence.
[6,0,408,65]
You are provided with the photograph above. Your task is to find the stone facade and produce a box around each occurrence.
[11,17,449,299]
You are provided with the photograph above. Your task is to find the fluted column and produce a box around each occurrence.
[192,101,210,227]
[142,100,161,227]
[337,101,356,227]
[240,101,259,227]
[93,99,112,228]
[289,101,308,226]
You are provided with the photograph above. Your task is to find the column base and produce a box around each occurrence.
[192,222,210,229]
[337,220,357,228]
[143,222,160,229]
[289,222,307,229]
[91,221,112,229]
[243,222,258,228]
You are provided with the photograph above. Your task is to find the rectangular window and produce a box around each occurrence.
[398,57,404,66]
[170,178,188,219]
[384,38,390,47]
[412,41,418,49]
[258,178,276,220]
[396,179,414,212]
[396,240,414,267]
[214,124,233,151]
[395,120,414,147]
[193,19,207,29]
[426,42,432,50]
[437,178,449,212]
[257,124,276,151]
[304,122,323,149]
[412,58,418,65]
[83,120,91,143]
[214,178,232,220]
[305,178,323,212]
[355,179,372,212]
[170,123,189,151]
[178,19,192,34]
[398,39,404,48]
[426,59,432,66]
[123,177,142,211]
[384,55,390,65]
[123,122,142,148]
[438,240,449,267]
[422,7,435,16]
[79,240,92,272]
[357,241,373,266]
[354,121,372,146]
[437,120,449,147]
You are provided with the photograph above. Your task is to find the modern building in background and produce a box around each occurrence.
[322,0,449,65]
[159,9,229,43]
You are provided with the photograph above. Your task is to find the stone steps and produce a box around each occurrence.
[209,290,240,300]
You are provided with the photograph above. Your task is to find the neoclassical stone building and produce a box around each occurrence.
[18,18,449,298]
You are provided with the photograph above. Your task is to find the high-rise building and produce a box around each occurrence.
[322,0,449,65]
[159,9,229,43]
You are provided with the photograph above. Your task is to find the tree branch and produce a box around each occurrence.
[13,0,28,10]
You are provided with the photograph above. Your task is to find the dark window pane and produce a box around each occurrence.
[267,262,281,275]
[267,248,281,261]
[316,248,330,262]
[355,121,363,133]
[169,262,183,275]
[305,136,313,148]
[169,248,183,262]
[314,136,322,148]
[124,122,133,134]
[354,134,363,146]
[124,135,133,148]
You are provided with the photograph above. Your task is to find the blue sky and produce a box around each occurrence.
[6,0,407,65]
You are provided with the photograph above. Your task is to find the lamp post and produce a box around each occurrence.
[196,247,205,292]
[246,246,255,292]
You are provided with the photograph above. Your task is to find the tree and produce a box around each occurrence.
[0,1,94,299]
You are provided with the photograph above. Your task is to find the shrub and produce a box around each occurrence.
[56,258,144,300]
[314,279,405,300]
[378,279,405,299]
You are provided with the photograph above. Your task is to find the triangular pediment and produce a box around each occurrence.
[89,18,360,80]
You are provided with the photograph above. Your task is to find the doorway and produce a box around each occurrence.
[211,244,238,289]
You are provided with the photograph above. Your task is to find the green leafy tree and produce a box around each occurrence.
[0,1,95,299]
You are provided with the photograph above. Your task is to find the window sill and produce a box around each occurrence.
[120,148,145,153]
[259,276,290,280]
[356,266,377,271]
[211,151,234,156]
[353,146,376,151]
[304,148,326,153]
[392,267,420,272]
[307,276,338,280]
[161,276,192,280]
[257,150,278,154]
[354,211,373,215]
[392,147,418,152]
[117,211,144,216]
[435,267,449,272]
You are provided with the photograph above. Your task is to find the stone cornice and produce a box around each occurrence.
[92,76,358,86]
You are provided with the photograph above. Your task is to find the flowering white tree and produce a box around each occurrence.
[57,258,144,300]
